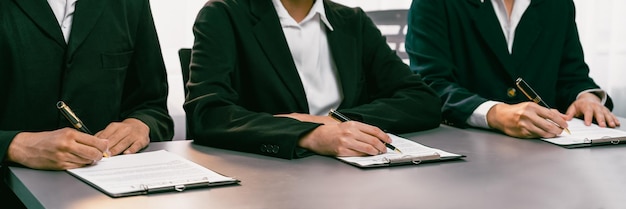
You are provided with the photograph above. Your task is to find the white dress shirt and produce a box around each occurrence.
[467,0,606,128]
[47,0,78,43]
[272,0,343,116]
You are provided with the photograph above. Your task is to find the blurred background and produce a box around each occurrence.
[149,0,626,140]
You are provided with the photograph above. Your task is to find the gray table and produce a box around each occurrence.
[8,125,626,209]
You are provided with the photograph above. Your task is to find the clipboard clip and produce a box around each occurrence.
[139,183,188,193]
[174,185,186,192]
[383,152,441,165]
[586,136,624,145]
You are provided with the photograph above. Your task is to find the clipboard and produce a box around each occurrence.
[541,118,626,148]
[336,134,465,168]
[67,150,240,198]
[543,136,626,148]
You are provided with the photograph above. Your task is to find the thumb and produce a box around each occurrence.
[564,104,577,120]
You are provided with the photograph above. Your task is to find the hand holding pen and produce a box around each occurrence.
[515,78,571,135]
[57,101,111,158]
[329,109,403,154]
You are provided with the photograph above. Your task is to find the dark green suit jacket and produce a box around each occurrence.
[0,0,174,163]
[406,0,613,128]
[185,0,442,159]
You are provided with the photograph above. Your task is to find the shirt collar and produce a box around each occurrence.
[272,0,334,31]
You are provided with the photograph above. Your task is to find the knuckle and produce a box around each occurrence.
[60,128,75,137]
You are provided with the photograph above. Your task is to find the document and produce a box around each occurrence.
[337,134,464,168]
[67,150,239,197]
[542,118,626,148]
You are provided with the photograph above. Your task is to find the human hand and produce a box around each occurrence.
[95,118,150,155]
[486,102,568,138]
[565,92,620,128]
[7,128,109,170]
[298,121,391,156]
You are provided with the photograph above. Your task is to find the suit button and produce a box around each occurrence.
[260,145,268,152]
[272,145,279,153]
[507,88,516,97]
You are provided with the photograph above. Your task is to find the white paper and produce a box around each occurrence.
[67,150,237,196]
[542,118,626,145]
[337,134,462,167]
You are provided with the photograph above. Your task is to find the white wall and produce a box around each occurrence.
[150,0,625,140]
[574,0,626,116]
[151,0,206,140]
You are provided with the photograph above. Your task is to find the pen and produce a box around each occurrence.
[328,109,403,154]
[57,101,110,157]
[515,78,571,135]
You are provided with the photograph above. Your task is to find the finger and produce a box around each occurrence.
[526,115,561,138]
[352,133,387,155]
[537,108,568,131]
[352,122,391,144]
[66,142,105,164]
[58,160,92,170]
[72,132,109,155]
[335,136,380,156]
[109,135,133,156]
[564,105,577,120]
[335,146,370,157]
[605,113,617,128]
[122,137,149,154]
[593,106,607,127]
[50,149,94,167]
[554,109,568,121]
[94,123,118,140]
[103,128,134,155]
[513,124,539,139]
[579,105,593,126]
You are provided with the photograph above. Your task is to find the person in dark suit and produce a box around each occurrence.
[1,0,173,206]
[405,0,620,139]
[185,0,441,159]
[0,0,173,179]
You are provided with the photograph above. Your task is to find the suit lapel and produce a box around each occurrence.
[510,0,544,71]
[324,3,358,108]
[467,0,514,74]
[13,0,66,48]
[250,0,308,111]
[67,0,103,59]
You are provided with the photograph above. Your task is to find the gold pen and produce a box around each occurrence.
[328,109,403,154]
[515,78,571,135]
[57,101,111,157]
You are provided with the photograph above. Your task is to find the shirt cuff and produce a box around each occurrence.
[577,89,607,105]
[466,101,502,129]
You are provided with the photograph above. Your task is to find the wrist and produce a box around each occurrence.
[578,92,602,103]
[486,103,503,130]
[6,132,29,163]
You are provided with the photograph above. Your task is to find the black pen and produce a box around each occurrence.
[57,101,110,157]
[328,109,403,154]
[515,78,571,134]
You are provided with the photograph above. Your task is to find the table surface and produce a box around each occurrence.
[8,124,626,209]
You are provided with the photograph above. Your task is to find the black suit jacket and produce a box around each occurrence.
[185,0,442,159]
[406,0,613,128]
[0,0,174,162]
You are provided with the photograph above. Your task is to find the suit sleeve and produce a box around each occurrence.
[120,0,174,141]
[555,0,613,111]
[0,131,20,164]
[185,4,320,159]
[405,0,488,128]
[338,8,442,134]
